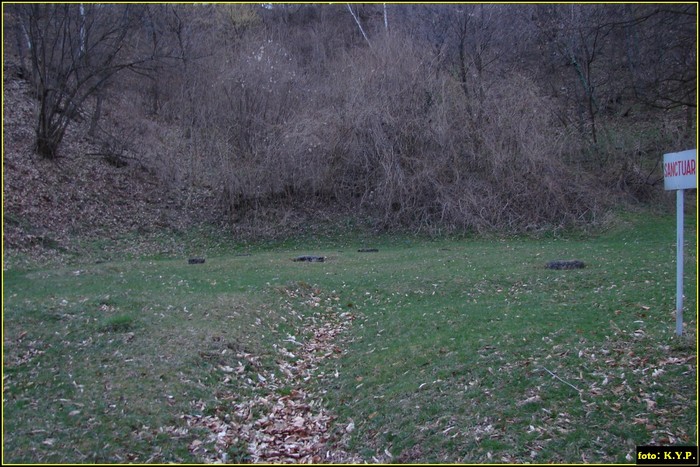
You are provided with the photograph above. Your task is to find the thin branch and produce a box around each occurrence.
[383,3,388,31]
[346,3,372,48]
[541,366,582,394]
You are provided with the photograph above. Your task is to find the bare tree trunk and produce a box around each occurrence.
[347,4,371,47]
[457,20,469,100]
[88,89,103,137]
[13,19,28,75]
[36,90,64,158]
[383,4,388,31]
[686,105,695,140]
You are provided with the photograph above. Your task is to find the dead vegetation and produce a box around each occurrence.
[173,32,615,235]
[152,286,362,464]
[3,4,694,250]
[2,65,217,266]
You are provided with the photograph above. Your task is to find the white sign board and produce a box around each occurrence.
[662,148,697,336]
[664,149,697,190]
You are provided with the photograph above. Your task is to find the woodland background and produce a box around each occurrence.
[3,3,697,244]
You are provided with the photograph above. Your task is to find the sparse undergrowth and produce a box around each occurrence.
[2,212,696,463]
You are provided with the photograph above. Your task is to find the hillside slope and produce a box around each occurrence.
[2,62,208,266]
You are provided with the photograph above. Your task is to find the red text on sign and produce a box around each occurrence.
[664,159,696,178]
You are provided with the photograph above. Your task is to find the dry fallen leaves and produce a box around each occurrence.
[175,290,362,463]
[3,70,214,267]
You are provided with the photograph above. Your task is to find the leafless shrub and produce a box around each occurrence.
[587,115,695,205]
[258,33,609,233]
[124,12,615,234]
[5,4,693,238]
[167,36,305,221]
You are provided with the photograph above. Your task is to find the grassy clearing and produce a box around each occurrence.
[2,253,317,463]
[320,212,697,463]
[2,212,697,463]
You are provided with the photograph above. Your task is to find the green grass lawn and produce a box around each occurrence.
[3,212,697,463]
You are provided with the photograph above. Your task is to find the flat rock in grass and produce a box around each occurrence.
[293,255,325,262]
[546,260,585,270]
[358,248,379,253]
[188,258,205,264]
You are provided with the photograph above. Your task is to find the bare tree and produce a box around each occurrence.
[347,3,372,47]
[620,4,696,138]
[534,5,623,145]
[13,4,139,158]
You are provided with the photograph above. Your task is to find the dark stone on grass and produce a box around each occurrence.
[188,258,206,264]
[293,255,325,262]
[546,260,585,270]
[358,248,379,252]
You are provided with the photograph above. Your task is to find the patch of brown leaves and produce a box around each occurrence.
[169,288,363,463]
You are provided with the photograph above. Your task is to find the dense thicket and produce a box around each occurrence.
[4,3,696,233]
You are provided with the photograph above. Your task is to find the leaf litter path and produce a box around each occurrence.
[174,285,362,463]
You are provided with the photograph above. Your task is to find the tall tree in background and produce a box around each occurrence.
[621,4,696,134]
[13,4,137,158]
[533,3,696,143]
[533,4,621,145]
